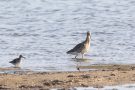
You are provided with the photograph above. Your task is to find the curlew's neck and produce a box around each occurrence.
[85,35,90,43]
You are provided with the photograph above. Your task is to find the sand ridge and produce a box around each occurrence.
[0,64,135,89]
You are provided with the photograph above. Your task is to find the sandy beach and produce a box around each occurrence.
[0,64,135,89]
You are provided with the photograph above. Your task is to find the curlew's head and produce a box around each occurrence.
[87,31,91,38]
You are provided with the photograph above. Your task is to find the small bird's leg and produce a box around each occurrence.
[15,64,19,68]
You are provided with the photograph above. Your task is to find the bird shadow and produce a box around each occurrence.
[71,58,92,62]
[71,58,93,71]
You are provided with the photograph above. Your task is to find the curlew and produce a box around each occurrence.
[67,31,91,58]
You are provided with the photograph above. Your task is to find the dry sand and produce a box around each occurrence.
[0,64,135,89]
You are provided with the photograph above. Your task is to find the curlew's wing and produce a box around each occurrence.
[67,41,85,54]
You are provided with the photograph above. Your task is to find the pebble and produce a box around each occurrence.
[67,75,75,77]
[81,75,90,78]
[110,74,115,76]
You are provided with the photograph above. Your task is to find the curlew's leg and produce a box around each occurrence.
[75,54,78,58]
[76,63,80,71]
[82,54,84,59]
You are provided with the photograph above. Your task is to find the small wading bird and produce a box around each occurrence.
[9,55,25,68]
[67,31,91,59]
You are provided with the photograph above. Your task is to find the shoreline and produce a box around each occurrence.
[0,64,135,89]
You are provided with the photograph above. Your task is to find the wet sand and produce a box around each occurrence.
[0,64,135,89]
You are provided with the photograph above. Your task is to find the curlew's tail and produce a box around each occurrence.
[66,50,72,54]
[66,49,75,54]
[9,61,12,63]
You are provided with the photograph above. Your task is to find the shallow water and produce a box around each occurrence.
[52,84,135,90]
[0,0,135,71]
[76,84,135,90]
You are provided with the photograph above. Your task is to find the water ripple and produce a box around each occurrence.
[0,0,134,71]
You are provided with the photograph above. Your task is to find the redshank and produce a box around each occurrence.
[9,55,25,67]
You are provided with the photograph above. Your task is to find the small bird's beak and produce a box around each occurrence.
[22,56,26,59]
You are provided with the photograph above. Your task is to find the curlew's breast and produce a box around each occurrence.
[81,42,90,54]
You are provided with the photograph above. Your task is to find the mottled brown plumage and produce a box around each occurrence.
[9,55,25,67]
[67,31,91,58]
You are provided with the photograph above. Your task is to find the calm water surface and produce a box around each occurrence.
[52,84,135,90]
[83,84,135,90]
[0,0,135,71]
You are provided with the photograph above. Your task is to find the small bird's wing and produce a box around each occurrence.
[9,58,18,63]
[67,41,85,53]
